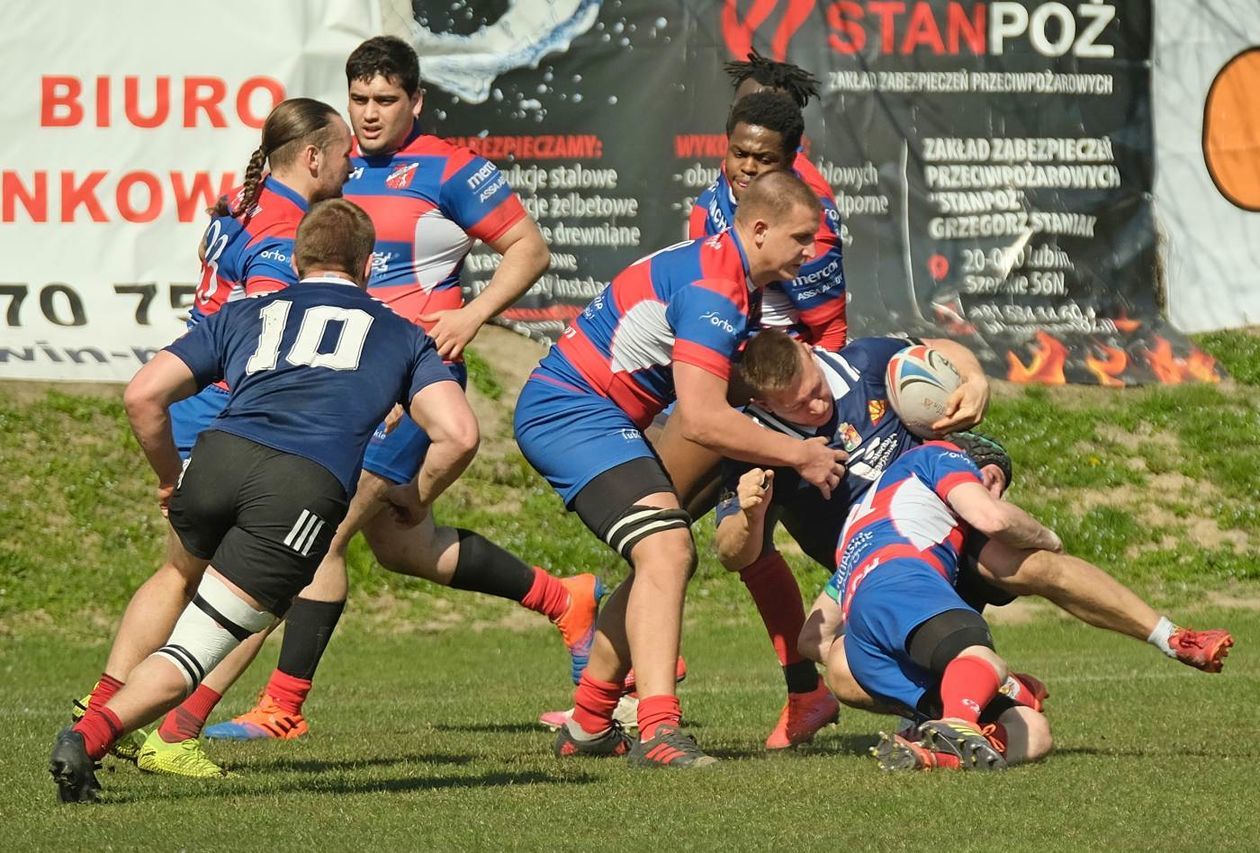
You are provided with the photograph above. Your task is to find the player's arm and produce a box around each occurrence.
[422,218,550,360]
[946,482,1062,552]
[393,380,480,523]
[122,351,201,514]
[674,362,844,498]
[923,337,989,434]
[714,468,775,570]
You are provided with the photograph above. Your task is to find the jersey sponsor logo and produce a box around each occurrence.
[700,310,737,335]
[847,434,901,482]
[466,160,497,189]
[868,400,887,425]
[348,166,365,181]
[259,248,288,262]
[704,234,723,250]
[619,428,641,441]
[369,251,396,275]
[477,172,508,202]
[385,162,419,190]
[837,422,861,452]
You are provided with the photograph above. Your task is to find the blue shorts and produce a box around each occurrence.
[843,559,971,712]
[514,375,656,506]
[361,363,468,485]
[170,384,230,460]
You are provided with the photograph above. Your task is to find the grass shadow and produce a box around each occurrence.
[235,753,475,774]
[430,722,545,735]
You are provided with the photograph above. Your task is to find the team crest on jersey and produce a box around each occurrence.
[837,422,861,452]
[385,162,418,189]
[868,400,887,425]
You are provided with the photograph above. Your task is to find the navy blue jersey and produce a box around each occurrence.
[166,277,454,493]
[716,336,921,524]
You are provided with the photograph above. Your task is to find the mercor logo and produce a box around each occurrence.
[721,1,1117,60]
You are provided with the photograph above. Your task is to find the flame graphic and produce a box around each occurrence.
[1113,311,1142,334]
[1085,343,1128,387]
[1144,336,1222,384]
[1007,331,1068,384]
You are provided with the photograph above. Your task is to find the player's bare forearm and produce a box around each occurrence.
[990,503,1062,552]
[716,513,762,570]
[949,481,1061,552]
[715,468,774,570]
[122,352,199,489]
[406,380,480,508]
[126,401,184,489]
[469,219,550,322]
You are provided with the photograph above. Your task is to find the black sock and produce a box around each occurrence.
[784,660,820,694]
[447,529,535,601]
[276,597,346,680]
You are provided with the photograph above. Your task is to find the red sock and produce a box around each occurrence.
[87,674,125,710]
[929,751,961,769]
[520,567,570,621]
[940,655,1002,724]
[739,551,807,667]
[637,694,682,740]
[571,672,623,735]
[158,684,223,743]
[265,670,313,715]
[73,707,124,761]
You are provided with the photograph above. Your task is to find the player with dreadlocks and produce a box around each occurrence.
[637,52,856,750]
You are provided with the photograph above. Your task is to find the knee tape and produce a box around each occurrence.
[155,573,275,691]
[906,608,994,676]
[604,504,691,561]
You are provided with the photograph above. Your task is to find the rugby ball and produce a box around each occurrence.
[885,345,962,438]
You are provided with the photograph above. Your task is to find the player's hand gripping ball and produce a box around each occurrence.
[886,344,962,438]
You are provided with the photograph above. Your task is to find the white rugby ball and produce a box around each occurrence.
[885,344,962,438]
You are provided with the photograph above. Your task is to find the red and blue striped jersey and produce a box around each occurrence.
[344,126,526,329]
[832,442,983,615]
[535,231,760,428]
[689,151,847,348]
[191,176,306,324]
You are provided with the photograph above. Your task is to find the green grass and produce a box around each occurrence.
[4,604,1257,848]
[2,328,1259,847]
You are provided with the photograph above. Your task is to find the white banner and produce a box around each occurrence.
[1153,0,1260,333]
[0,1,379,381]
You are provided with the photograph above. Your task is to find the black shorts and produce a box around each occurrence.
[168,430,349,615]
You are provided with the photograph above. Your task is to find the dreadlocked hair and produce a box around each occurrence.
[210,97,341,220]
[723,49,820,108]
[949,432,1014,490]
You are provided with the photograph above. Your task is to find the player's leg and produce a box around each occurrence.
[973,539,1233,670]
[516,382,712,767]
[651,408,725,518]
[196,466,384,742]
[738,492,840,748]
[365,509,605,685]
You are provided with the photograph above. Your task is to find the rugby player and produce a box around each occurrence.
[516,170,845,768]
[50,200,478,803]
[178,36,601,752]
[713,330,988,749]
[810,435,1232,771]
[68,97,354,772]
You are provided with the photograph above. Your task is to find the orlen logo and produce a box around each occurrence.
[722,1,1117,61]
[701,310,738,335]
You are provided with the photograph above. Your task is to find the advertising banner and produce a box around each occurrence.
[1,1,1232,385]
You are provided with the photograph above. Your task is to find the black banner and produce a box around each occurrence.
[419,0,1222,385]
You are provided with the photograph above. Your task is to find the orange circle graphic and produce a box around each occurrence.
[1204,47,1260,212]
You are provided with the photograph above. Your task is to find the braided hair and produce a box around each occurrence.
[723,49,820,108]
[949,432,1014,490]
[211,98,341,219]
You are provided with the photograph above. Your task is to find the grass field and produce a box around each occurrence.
[2,327,1259,849]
